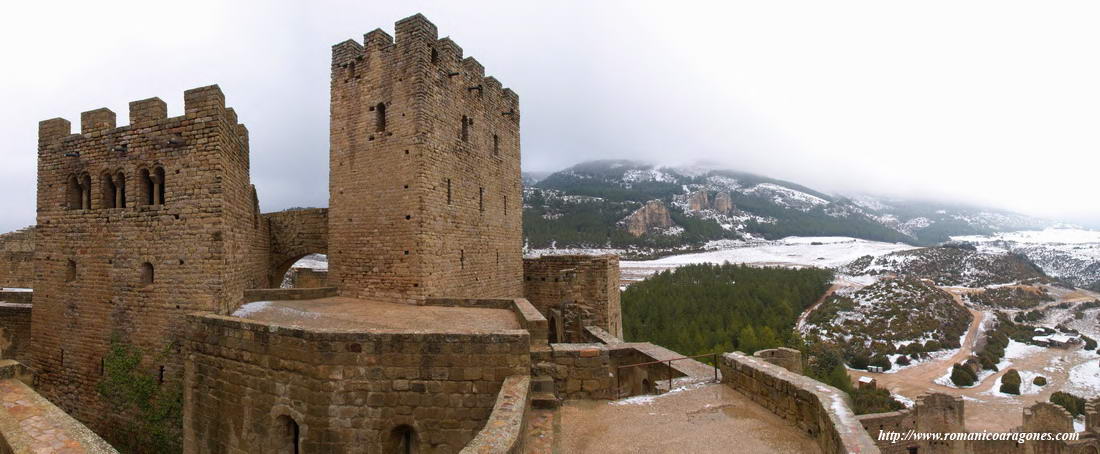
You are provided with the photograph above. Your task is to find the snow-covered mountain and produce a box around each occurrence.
[523,160,1051,253]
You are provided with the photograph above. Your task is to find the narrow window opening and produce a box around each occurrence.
[154,167,166,205]
[60,349,64,367]
[479,187,484,212]
[375,102,387,132]
[101,172,117,209]
[347,61,356,78]
[116,171,126,208]
[492,134,499,155]
[158,365,165,384]
[80,173,92,210]
[446,179,452,205]
[140,169,153,205]
[141,262,155,286]
[504,196,508,215]
[460,250,465,269]
[66,259,77,282]
[66,175,82,210]
[430,47,439,65]
[460,115,470,142]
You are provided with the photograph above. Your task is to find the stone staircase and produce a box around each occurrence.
[529,344,560,409]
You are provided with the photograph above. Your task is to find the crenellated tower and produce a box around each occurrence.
[31,85,269,436]
[329,14,523,303]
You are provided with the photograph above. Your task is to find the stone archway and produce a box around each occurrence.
[263,208,328,287]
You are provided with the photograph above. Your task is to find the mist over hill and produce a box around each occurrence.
[522,160,1050,253]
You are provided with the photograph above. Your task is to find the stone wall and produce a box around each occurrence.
[719,352,880,454]
[329,14,523,304]
[753,347,804,374]
[31,85,270,437]
[286,268,328,288]
[0,303,31,365]
[183,313,531,454]
[0,361,117,454]
[0,228,34,289]
[546,344,614,400]
[522,254,622,342]
[458,375,530,454]
[264,208,328,285]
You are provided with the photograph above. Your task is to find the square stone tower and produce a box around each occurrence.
[31,86,269,433]
[329,14,523,302]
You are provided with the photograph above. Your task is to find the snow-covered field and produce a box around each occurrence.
[620,236,917,282]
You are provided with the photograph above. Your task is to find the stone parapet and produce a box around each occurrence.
[459,375,530,454]
[720,352,880,454]
[242,287,337,303]
[0,361,117,454]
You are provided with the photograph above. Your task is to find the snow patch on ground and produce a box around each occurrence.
[1065,356,1100,397]
[0,288,32,292]
[291,253,328,271]
[609,382,708,406]
[232,301,322,320]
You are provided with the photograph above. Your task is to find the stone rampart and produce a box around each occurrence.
[242,287,338,303]
[720,352,880,454]
[183,312,530,454]
[458,375,530,454]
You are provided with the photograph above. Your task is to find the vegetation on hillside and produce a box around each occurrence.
[802,278,971,366]
[1050,391,1088,417]
[965,286,1053,309]
[622,263,833,356]
[621,263,902,414]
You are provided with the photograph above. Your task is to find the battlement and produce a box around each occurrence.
[38,85,242,145]
[330,14,519,109]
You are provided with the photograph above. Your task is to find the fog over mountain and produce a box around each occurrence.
[2,0,1098,233]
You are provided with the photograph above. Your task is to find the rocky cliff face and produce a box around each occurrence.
[621,200,675,237]
[686,190,734,214]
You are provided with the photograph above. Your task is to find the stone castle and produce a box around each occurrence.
[0,13,1098,454]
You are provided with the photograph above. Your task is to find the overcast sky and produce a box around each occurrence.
[2,0,1098,233]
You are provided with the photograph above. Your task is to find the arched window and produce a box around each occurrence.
[101,171,117,209]
[66,175,82,210]
[65,259,77,282]
[140,168,166,206]
[140,169,153,205]
[374,102,387,132]
[141,262,154,286]
[115,171,126,208]
[80,173,92,210]
[460,115,470,142]
[387,425,417,454]
[274,415,300,454]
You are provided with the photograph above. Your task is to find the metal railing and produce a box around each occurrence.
[614,353,720,398]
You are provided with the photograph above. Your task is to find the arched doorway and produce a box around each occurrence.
[547,313,560,344]
[386,424,418,454]
[273,415,300,454]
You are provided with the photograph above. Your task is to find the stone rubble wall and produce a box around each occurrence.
[719,352,880,454]
[458,375,530,454]
[522,255,622,342]
[0,228,34,289]
[183,312,530,454]
[0,303,31,365]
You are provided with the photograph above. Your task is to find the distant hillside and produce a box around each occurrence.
[843,245,1051,288]
[523,160,1048,252]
